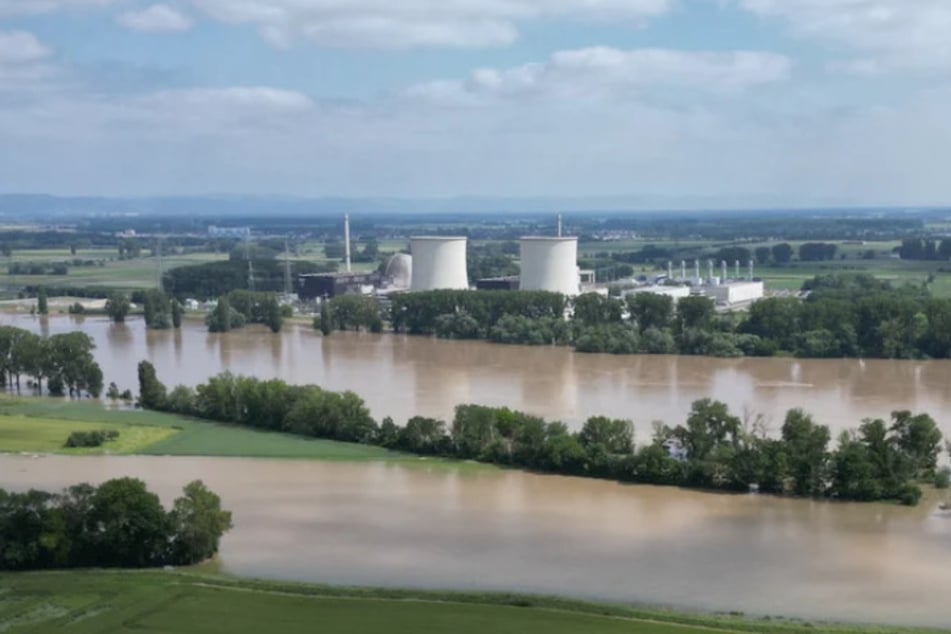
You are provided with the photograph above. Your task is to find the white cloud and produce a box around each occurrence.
[0,0,115,16]
[0,31,56,87]
[0,31,51,65]
[738,0,951,72]
[117,4,194,33]
[188,0,672,49]
[407,47,791,104]
[138,86,314,114]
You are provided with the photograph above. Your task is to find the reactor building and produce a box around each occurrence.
[410,236,469,292]
[519,237,580,296]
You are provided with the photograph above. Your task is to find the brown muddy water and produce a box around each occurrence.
[2,454,950,628]
[4,313,951,437]
[4,314,951,626]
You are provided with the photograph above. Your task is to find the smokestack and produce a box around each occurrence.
[735,260,740,280]
[721,261,727,284]
[708,259,714,283]
[749,259,754,281]
[694,259,700,283]
[681,260,686,282]
[557,214,563,238]
[667,261,673,281]
[344,213,352,273]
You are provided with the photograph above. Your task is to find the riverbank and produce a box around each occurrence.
[2,569,945,634]
[0,396,488,471]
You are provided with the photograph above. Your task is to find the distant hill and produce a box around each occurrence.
[0,193,909,219]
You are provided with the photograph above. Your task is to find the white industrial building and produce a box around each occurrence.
[706,281,765,306]
[410,237,469,292]
[519,237,580,296]
[622,285,692,302]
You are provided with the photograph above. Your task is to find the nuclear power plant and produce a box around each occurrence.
[409,236,469,292]
[518,237,580,296]
[298,214,764,309]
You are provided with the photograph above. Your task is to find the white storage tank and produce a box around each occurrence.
[519,237,580,296]
[410,237,468,291]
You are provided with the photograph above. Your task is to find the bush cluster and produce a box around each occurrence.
[64,429,119,448]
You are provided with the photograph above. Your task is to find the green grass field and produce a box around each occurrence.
[1,252,227,290]
[0,396,482,470]
[0,414,174,454]
[0,397,398,460]
[1,570,940,634]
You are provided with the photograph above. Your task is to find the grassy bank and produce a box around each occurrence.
[0,396,425,463]
[1,570,942,634]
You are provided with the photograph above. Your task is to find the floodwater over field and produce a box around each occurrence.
[5,313,951,437]
[2,454,950,627]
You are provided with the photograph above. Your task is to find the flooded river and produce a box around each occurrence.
[2,454,950,627]
[4,313,951,437]
[4,315,951,626]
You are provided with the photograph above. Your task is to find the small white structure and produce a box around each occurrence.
[622,286,691,302]
[663,438,688,461]
[519,237,580,296]
[410,237,468,291]
[706,281,765,306]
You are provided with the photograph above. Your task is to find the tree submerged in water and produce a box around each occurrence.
[0,478,232,571]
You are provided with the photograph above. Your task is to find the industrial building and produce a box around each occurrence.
[706,281,765,307]
[410,236,469,291]
[476,276,520,291]
[622,285,692,302]
[519,237,580,296]
[298,272,379,300]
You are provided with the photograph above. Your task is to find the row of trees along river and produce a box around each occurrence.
[63,271,951,360]
[139,361,950,506]
[316,273,951,359]
[0,478,232,571]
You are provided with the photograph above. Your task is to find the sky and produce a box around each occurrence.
[1,0,950,207]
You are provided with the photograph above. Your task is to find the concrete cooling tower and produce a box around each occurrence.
[384,253,413,289]
[410,237,469,291]
[519,237,580,296]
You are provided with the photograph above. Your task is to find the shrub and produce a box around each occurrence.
[935,468,951,490]
[64,430,119,448]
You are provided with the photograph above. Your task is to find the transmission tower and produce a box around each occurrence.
[155,237,164,291]
[284,236,292,297]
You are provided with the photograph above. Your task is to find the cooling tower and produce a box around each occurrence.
[410,237,468,291]
[384,253,413,289]
[519,237,580,296]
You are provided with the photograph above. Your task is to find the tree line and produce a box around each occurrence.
[898,238,951,261]
[0,478,231,571]
[0,327,103,397]
[356,275,951,359]
[139,362,948,506]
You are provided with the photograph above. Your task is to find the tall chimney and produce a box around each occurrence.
[344,213,352,273]
[668,261,673,281]
[694,259,700,283]
[721,260,727,284]
[681,260,686,282]
[708,259,714,282]
[557,214,563,238]
[735,260,740,280]
[749,259,754,281]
